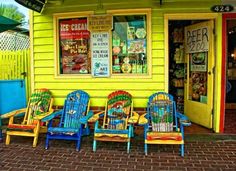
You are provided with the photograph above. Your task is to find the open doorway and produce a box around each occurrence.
[223,15,236,134]
[168,19,214,133]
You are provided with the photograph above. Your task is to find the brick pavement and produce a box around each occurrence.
[0,134,236,171]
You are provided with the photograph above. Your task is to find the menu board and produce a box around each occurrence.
[59,18,90,74]
[91,32,110,77]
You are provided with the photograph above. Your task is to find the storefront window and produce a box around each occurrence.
[59,18,90,74]
[112,15,147,74]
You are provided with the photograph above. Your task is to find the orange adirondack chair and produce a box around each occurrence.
[1,89,53,147]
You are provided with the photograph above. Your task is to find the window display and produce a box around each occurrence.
[112,15,147,74]
[59,18,90,74]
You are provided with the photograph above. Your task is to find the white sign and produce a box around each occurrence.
[185,26,209,53]
[91,32,110,77]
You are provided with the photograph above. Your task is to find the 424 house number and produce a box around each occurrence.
[211,5,234,13]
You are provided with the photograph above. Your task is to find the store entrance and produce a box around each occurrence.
[224,15,236,134]
[168,20,214,131]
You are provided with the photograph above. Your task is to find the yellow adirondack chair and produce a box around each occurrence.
[1,89,53,147]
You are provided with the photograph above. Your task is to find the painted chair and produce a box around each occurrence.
[139,92,191,157]
[42,90,93,151]
[89,90,139,153]
[1,88,53,147]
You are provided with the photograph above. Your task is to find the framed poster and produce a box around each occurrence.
[91,32,110,77]
[59,18,90,74]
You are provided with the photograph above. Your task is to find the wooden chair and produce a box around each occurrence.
[89,90,139,153]
[139,92,191,157]
[1,89,53,147]
[42,90,93,151]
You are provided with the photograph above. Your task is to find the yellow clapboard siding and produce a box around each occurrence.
[34,60,54,67]
[152,49,164,57]
[50,89,159,98]
[35,82,165,90]
[34,52,54,60]
[34,38,53,45]
[34,15,53,23]
[34,74,165,83]
[34,30,53,38]
[34,23,53,31]
[153,58,164,65]
[152,33,164,41]
[152,17,164,25]
[34,45,54,53]
[152,41,164,49]
[152,25,164,33]
[35,68,54,75]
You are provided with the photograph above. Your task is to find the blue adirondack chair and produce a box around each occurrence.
[88,90,139,153]
[42,90,93,151]
[139,92,191,157]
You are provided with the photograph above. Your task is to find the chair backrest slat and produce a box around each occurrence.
[26,89,52,125]
[148,92,177,132]
[62,90,89,128]
[103,90,132,130]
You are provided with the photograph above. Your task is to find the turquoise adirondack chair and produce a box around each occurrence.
[139,92,191,157]
[42,90,93,151]
[89,90,139,153]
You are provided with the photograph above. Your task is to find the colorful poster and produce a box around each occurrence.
[190,52,207,72]
[59,18,90,74]
[127,39,146,54]
[91,32,110,77]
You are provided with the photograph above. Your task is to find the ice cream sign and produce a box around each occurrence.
[185,26,209,53]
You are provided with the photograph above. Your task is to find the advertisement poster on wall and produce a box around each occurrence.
[59,18,90,74]
[91,32,110,77]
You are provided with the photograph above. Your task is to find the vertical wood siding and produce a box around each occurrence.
[32,0,220,107]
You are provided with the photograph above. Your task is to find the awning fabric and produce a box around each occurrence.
[0,15,21,33]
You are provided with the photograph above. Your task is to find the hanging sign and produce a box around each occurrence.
[15,0,46,13]
[211,5,234,13]
[185,26,209,53]
[88,15,113,31]
[91,32,110,77]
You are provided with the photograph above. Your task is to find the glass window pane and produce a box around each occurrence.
[112,15,147,74]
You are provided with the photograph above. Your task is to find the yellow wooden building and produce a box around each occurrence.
[28,0,236,133]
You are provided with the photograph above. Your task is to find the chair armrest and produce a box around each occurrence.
[0,108,26,119]
[128,111,139,124]
[138,113,148,125]
[176,112,191,126]
[41,110,63,122]
[79,110,94,124]
[34,109,55,120]
[88,111,105,123]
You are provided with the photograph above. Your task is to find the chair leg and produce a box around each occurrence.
[5,134,10,145]
[181,144,184,157]
[127,141,130,153]
[76,137,82,151]
[144,143,148,155]
[33,136,38,147]
[45,135,49,149]
[93,140,97,152]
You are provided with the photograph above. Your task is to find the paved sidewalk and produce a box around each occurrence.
[0,134,236,171]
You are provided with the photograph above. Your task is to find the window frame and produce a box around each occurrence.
[54,9,152,78]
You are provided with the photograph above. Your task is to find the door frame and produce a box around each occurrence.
[164,13,219,132]
[221,13,236,133]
